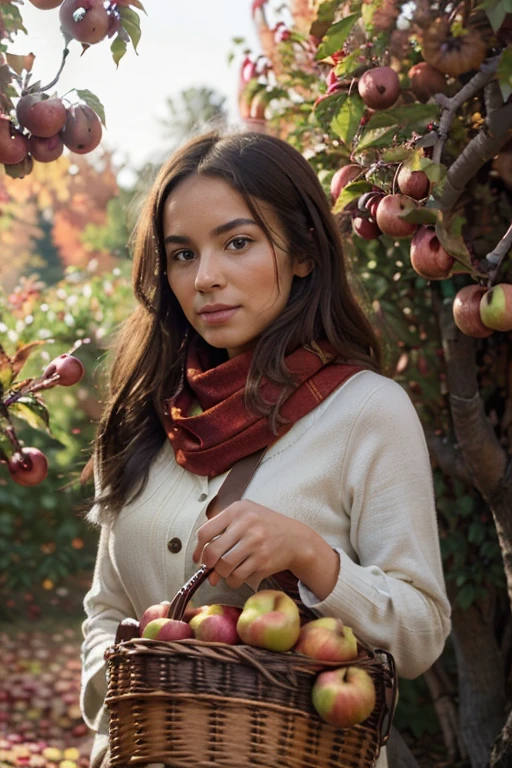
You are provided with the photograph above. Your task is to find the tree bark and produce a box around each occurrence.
[449,586,507,768]
[385,726,422,768]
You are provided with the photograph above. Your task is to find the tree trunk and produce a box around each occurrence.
[385,726,421,768]
[449,587,507,767]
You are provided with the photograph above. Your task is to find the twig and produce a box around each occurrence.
[432,55,501,165]
[486,222,512,286]
[38,47,69,94]
[3,373,60,408]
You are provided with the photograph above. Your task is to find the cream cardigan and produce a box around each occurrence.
[80,370,452,768]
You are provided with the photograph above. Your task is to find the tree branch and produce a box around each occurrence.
[486,222,512,285]
[432,55,501,165]
[38,47,69,95]
[424,429,472,486]
[439,102,512,211]
[439,299,507,499]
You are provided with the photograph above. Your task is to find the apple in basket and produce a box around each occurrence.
[189,604,242,645]
[142,618,194,641]
[236,590,300,652]
[312,666,376,728]
[139,601,172,635]
[294,617,358,662]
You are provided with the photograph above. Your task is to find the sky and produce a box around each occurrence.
[11,1,261,171]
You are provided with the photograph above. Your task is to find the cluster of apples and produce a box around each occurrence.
[332,157,512,339]
[128,589,376,730]
[0,93,102,179]
[4,353,84,487]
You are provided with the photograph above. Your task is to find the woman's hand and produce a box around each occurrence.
[192,500,315,590]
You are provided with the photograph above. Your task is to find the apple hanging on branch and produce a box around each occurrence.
[0,340,86,487]
[0,0,145,178]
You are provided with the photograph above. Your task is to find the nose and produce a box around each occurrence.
[194,253,225,292]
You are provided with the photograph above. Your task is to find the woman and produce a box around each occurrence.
[81,130,451,768]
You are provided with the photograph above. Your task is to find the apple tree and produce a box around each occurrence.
[238,1,512,766]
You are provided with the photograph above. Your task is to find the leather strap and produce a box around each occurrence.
[205,447,267,518]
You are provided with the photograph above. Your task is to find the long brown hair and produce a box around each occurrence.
[90,130,381,521]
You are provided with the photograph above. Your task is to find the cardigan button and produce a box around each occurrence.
[198,493,208,502]
[167,538,182,554]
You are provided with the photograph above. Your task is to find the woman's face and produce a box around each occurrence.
[162,175,310,358]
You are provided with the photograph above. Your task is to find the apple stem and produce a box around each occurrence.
[5,425,23,455]
[486,222,512,288]
[38,48,70,95]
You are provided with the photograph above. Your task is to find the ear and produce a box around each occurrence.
[293,257,314,278]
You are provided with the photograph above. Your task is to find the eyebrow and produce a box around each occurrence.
[164,217,257,245]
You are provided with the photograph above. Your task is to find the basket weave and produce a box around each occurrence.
[104,566,397,768]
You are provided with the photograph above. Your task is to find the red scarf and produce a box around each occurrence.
[160,340,362,476]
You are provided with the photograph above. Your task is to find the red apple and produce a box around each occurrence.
[59,0,110,45]
[236,590,300,652]
[408,62,447,104]
[352,216,381,240]
[139,602,171,635]
[312,666,376,727]
[0,116,29,165]
[142,618,193,641]
[295,617,358,662]
[453,285,494,338]
[189,604,242,632]
[28,0,63,8]
[43,353,84,386]
[479,283,512,331]
[193,614,240,645]
[60,104,102,154]
[7,448,48,486]
[410,226,455,279]
[330,164,362,204]
[29,134,64,163]
[375,194,418,239]
[16,94,67,139]
[358,66,400,110]
[397,166,430,200]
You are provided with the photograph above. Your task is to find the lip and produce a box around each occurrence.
[197,304,240,325]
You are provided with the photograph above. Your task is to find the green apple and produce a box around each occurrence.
[294,617,358,662]
[479,283,512,332]
[312,666,376,728]
[236,590,300,652]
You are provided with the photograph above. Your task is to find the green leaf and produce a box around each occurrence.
[367,103,439,132]
[333,180,373,213]
[435,212,472,264]
[400,207,440,226]
[497,45,512,104]
[356,125,397,151]
[310,0,338,39]
[334,48,363,79]
[486,0,507,31]
[0,345,13,393]
[111,37,127,67]
[316,14,359,60]
[330,95,365,146]
[74,88,106,127]
[119,7,141,52]
[10,395,50,433]
[381,147,414,163]
[11,340,46,377]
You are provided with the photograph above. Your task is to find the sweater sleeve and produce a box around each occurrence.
[298,379,452,679]
[80,484,137,734]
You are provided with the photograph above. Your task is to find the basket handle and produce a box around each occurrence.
[373,648,399,747]
[167,564,214,620]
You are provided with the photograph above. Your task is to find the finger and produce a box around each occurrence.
[193,506,237,562]
[225,557,262,591]
[208,571,221,587]
[199,524,246,570]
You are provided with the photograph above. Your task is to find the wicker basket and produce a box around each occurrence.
[104,566,398,768]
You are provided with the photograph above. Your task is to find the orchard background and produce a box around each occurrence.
[1,1,512,768]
